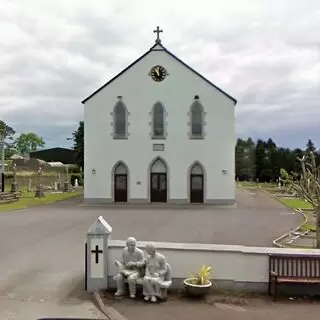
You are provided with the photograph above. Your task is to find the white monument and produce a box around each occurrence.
[86,216,112,292]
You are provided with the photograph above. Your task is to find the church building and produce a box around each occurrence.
[82,27,237,205]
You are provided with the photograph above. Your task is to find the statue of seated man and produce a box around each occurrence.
[114,236,145,299]
[143,243,170,303]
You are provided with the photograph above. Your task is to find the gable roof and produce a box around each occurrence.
[81,42,237,105]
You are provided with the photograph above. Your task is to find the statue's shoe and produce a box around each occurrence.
[130,294,136,299]
[114,291,124,296]
[151,296,157,303]
[144,296,150,301]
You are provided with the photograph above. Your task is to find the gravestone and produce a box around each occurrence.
[74,178,79,187]
[27,178,32,192]
[86,216,112,292]
[10,163,19,193]
[63,165,70,192]
[63,181,70,192]
[34,166,45,198]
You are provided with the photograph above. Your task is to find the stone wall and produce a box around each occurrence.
[106,240,320,292]
[85,216,320,294]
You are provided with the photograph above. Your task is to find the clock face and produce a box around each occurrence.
[150,65,166,82]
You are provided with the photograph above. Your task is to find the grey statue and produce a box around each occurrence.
[114,237,145,298]
[143,243,169,303]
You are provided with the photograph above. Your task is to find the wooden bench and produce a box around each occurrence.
[268,253,320,301]
[123,262,173,299]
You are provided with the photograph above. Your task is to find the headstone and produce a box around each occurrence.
[74,178,79,187]
[63,181,70,192]
[58,173,61,191]
[27,178,32,192]
[64,165,70,192]
[34,166,45,198]
[10,163,18,193]
[54,181,58,191]
[86,216,112,292]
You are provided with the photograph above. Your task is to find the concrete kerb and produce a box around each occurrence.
[272,208,308,248]
[93,290,128,320]
[257,188,308,248]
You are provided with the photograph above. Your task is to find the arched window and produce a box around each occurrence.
[190,101,204,137]
[191,163,204,175]
[152,102,165,138]
[113,101,127,138]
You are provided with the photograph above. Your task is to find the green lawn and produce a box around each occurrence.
[278,197,313,210]
[0,190,83,212]
[236,181,277,188]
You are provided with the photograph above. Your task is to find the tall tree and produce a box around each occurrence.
[15,132,45,155]
[0,120,16,159]
[72,121,84,168]
[306,139,316,153]
[0,120,15,141]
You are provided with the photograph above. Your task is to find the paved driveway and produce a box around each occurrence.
[0,188,303,319]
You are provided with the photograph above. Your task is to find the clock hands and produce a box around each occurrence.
[150,66,166,81]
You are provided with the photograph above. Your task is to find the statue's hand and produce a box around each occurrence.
[127,262,136,268]
[153,272,159,277]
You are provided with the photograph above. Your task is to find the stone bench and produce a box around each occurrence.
[123,262,173,299]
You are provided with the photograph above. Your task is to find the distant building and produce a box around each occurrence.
[29,147,77,164]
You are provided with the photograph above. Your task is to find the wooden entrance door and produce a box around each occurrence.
[151,173,167,202]
[114,163,128,202]
[190,163,204,203]
[150,158,167,203]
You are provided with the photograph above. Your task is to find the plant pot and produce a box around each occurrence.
[183,278,212,297]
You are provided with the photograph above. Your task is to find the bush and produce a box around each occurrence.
[70,173,83,186]
[68,165,81,174]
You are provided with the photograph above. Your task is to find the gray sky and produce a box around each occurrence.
[1,0,319,150]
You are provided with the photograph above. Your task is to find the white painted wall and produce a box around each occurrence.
[107,240,320,289]
[83,45,236,202]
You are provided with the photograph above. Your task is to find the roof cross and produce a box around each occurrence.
[153,26,163,44]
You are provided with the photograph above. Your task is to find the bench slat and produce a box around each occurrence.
[277,277,320,284]
[269,254,320,278]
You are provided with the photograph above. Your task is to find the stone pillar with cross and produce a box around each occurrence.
[86,215,112,292]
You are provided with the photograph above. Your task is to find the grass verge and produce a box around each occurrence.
[277,197,313,210]
[236,181,277,188]
[0,190,83,212]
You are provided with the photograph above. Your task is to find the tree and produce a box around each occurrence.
[72,121,84,168]
[306,139,316,153]
[15,132,45,155]
[0,120,16,160]
[281,152,320,248]
[0,120,15,140]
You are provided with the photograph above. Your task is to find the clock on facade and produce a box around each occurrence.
[150,65,167,82]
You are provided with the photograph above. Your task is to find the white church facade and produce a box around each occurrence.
[82,27,237,205]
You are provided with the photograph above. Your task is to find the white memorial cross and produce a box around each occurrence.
[86,215,112,292]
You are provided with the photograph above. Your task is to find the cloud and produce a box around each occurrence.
[0,0,319,150]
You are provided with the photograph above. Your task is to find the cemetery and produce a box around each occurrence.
[0,158,83,210]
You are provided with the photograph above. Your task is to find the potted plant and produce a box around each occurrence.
[183,264,215,297]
